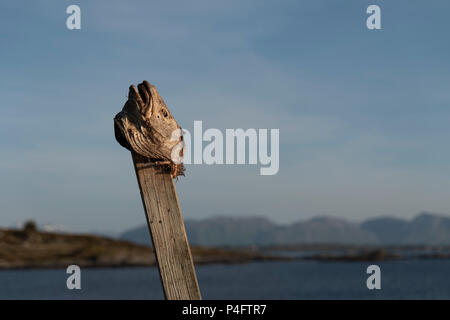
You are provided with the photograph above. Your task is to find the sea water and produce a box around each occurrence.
[0,260,448,299]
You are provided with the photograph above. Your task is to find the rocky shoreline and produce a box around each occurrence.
[0,226,290,270]
[1,225,448,270]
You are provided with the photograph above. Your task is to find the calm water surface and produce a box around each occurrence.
[0,260,449,299]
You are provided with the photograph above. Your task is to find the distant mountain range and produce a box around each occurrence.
[120,212,450,246]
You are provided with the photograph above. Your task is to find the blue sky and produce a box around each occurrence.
[1,0,450,233]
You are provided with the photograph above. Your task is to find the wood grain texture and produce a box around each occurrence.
[132,152,201,300]
[114,81,185,177]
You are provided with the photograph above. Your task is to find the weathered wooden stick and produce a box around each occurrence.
[132,153,201,300]
[114,80,201,300]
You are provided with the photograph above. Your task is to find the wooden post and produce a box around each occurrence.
[132,153,201,300]
[114,81,201,300]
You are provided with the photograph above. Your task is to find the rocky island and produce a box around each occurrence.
[0,222,288,270]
